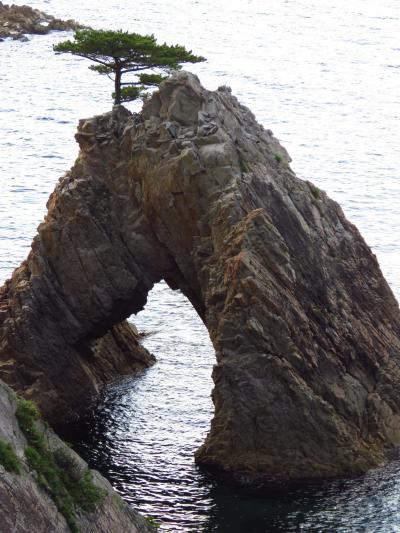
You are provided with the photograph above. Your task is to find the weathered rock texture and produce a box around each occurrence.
[0,268,154,422]
[0,2,82,40]
[2,72,400,484]
[0,255,156,424]
[0,380,153,532]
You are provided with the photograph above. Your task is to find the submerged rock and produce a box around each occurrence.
[0,380,153,532]
[2,72,400,485]
[0,2,83,40]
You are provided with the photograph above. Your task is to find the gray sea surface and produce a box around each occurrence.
[1,1,400,531]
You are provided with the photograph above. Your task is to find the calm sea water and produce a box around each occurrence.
[1,1,400,531]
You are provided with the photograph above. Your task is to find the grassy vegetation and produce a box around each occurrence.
[274,153,283,164]
[16,397,45,451]
[16,398,106,533]
[0,438,21,474]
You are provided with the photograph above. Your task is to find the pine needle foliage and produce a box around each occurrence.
[54,29,206,104]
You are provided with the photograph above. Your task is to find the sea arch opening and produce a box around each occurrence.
[58,281,215,530]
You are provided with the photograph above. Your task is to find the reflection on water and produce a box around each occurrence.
[58,284,400,533]
[58,283,215,532]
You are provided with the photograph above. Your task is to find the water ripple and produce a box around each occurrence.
[2,0,400,531]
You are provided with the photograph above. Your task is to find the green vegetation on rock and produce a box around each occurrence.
[16,397,45,451]
[309,183,321,201]
[0,438,21,474]
[145,515,161,530]
[54,28,206,104]
[16,398,106,533]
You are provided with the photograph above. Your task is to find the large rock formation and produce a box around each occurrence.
[2,71,400,484]
[0,2,83,40]
[0,379,153,532]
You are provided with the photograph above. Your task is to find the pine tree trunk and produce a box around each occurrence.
[114,68,122,105]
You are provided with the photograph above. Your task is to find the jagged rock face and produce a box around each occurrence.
[0,380,152,533]
[0,2,82,40]
[0,269,155,422]
[2,71,400,483]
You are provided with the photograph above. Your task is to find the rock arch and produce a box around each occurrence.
[2,72,400,484]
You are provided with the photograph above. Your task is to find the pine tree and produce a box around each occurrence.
[54,29,206,105]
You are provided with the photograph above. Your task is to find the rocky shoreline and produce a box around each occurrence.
[0,380,155,533]
[0,2,83,40]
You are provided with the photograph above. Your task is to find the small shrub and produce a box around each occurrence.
[15,398,40,426]
[59,452,106,513]
[274,153,283,164]
[71,470,106,512]
[16,398,45,453]
[0,439,21,474]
